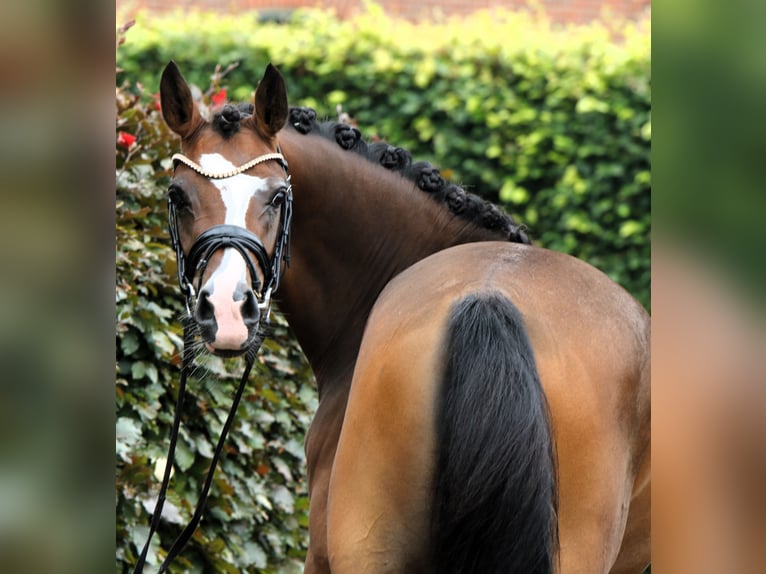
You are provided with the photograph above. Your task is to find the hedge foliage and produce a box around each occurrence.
[118,4,651,309]
[116,6,650,572]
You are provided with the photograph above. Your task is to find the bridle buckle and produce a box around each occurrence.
[257,286,274,322]
[181,281,197,316]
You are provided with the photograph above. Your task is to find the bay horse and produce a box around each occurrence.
[158,61,650,573]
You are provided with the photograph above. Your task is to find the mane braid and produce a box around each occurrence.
[212,104,250,138]
[285,106,531,244]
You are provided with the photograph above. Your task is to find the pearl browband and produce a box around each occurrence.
[171,152,287,179]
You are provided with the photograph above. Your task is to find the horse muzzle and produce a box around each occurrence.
[183,225,274,356]
[194,280,263,355]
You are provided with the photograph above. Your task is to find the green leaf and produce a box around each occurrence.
[121,331,140,355]
[175,438,195,471]
[243,541,268,568]
[271,485,295,513]
[619,220,645,238]
[499,180,529,205]
[116,417,143,462]
[130,361,146,381]
[150,331,177,357]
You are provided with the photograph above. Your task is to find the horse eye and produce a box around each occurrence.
[270,187,288,207]
[168,185,190,209]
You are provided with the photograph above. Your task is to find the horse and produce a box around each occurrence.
[157,60,651,574]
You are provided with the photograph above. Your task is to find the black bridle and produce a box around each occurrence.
[168,149,293,321]
[133,148,293,573]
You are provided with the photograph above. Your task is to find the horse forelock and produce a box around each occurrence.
[211,103,256,139]
[285,106,531,244]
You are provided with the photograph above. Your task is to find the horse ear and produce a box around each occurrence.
[253,63,288,139]
[160,61,202,139]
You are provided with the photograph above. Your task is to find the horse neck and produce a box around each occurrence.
[277,130,502,392]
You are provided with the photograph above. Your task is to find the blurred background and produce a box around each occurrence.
[118,0,650,25]
[653,1,766,572]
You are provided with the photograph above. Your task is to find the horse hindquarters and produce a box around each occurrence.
[432,292,558,574]
[325,289,558,574]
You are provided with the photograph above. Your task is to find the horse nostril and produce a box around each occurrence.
[196,290,215,323]
[241,290,260,326]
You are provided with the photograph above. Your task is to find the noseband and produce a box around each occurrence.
[167,148,293,322]
[133,148,293,574]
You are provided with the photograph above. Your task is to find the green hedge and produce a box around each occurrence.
[118,5,650,309]
[116,6,650,572]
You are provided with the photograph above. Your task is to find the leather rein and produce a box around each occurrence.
[133,148,293,573]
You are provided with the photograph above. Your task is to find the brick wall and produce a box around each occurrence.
[119,0,650,24]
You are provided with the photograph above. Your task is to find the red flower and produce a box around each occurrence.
[152,92,161,111]
[211,88,227,107]
[117,131,137,149]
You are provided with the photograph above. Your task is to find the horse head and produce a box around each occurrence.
[160,61,290,356]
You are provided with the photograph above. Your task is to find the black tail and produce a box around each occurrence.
[432,292,558,573]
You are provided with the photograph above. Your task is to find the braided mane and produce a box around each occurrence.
[287,107,530,244]
[223,103,529,243]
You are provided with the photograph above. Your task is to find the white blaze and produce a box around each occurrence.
[197,153,269,349]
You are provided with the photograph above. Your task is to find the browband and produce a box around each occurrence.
[172,152,287,179]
